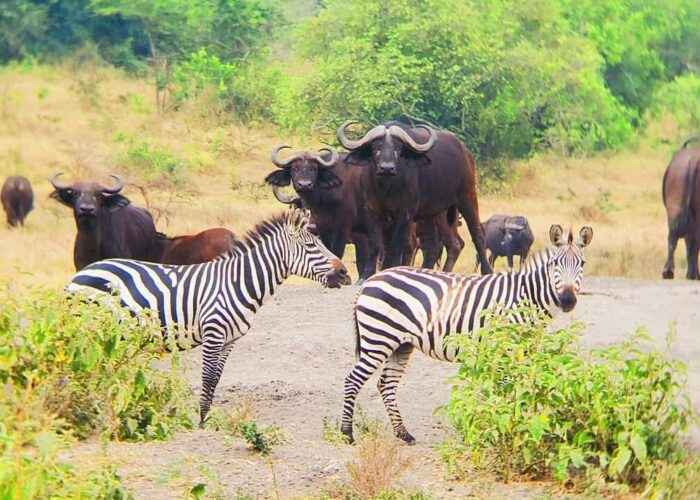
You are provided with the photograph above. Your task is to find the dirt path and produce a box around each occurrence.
[65,277,700,499]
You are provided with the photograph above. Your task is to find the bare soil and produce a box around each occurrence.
[64,276,700,499]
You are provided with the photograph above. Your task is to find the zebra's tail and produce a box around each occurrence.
[352,298,361,360]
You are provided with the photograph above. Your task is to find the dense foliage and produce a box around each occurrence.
[441,306,696,493]
[1,0,698,157]
[0,287,194,497]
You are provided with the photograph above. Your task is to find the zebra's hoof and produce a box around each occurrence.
[341,429,354,444]
[397,431,416,445]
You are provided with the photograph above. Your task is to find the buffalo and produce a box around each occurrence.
[50,173,161,270]
[481,214,534,270]
[662,136,700,279]
[405,208,465,271]
[2,176,34,227]
[338,120,491,281]
[265,145,372,276]
[157,227,237,264]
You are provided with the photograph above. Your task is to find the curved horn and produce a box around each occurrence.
[337,121,387,150]
[272,185,300,205]
[504,222,525,231]
[313,146,339,168]
[387,124,437,152]
[49,172,69,190]
[102,175,124,194]
[271,145,305,168]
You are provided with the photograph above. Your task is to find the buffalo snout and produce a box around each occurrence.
[558,286,577,312]
[377,162,397,176]
[295,179,314,191]
[326,259,350,288]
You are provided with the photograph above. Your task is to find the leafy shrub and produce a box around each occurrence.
[645,74,700,145]
[237,419,285,455]
[114,132,188,187]
[0,287,194,441]
[441,306,696,490]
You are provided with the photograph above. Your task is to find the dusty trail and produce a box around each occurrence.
[65,277,699,498]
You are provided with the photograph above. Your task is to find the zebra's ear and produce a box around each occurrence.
[549,224,564,246]
[577,226,593,248]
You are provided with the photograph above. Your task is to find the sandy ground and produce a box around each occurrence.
[64,276,700,499]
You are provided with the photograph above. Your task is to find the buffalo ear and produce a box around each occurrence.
[344,149,372,166]
[318,169,343,189]
[103,194,130,213]
[265,169,291,186]
[50,189,73,207]
[401,149,431,168]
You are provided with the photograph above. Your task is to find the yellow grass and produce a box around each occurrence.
[0,63,685,290]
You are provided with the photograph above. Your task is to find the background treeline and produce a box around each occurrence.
[1,0,699,160]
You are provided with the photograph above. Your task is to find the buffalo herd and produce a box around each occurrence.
[2,126,699,280]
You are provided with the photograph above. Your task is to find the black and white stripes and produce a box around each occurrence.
[68,210,348,423]
[341,224,593,444]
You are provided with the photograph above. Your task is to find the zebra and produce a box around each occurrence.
[341,224,593,444]
[67,209,349,424]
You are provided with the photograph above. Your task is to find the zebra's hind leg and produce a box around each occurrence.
[377,343,415,444]
[341,345,395,444]
[199,335,234,427]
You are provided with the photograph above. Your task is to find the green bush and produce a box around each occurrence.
[441,306,696,491]
[0,287,194,441]
[646,73,700,145]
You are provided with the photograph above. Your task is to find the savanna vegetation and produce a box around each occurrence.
[1,0,699,497]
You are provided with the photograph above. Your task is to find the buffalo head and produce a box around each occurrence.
[50,173,129,230]
[338,121,437,176]
[265,145,341,194]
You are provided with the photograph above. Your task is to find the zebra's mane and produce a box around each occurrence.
[519,246,557,273]
[219,211,295,259]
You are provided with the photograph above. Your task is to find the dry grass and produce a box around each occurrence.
[346,423,414,498]
[0,63,686,291]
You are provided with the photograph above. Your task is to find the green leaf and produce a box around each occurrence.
[629,433,647,462]
[189,483,206,499]
[569,448,585,468]
[609,446,632,476]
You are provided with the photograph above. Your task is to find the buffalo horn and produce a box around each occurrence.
[387,124,437,152]
[504,222,525,231]
[102,175,124,194]
[271,145,304,168]
[337,121,387,150]
[272,185,300,205]
[49,172,69,190]
[314,146,339,168]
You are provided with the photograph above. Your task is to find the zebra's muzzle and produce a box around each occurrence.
[558,286,577,312]
[326,259,350,288]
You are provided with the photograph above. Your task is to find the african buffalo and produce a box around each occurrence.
[338,120,491,281]
[405,208,465,271]
[264,145,372,276]
[157,227,237,264]
[481,214,534,270]
[50,173,161,270]
[662,137,700,279]
[2,176,34,227]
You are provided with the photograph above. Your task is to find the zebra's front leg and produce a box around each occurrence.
[199,333,234,426]
[377,343,415,444]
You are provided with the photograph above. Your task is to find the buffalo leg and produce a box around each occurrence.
[685,234,700,280]
[402,221,418,266]
[662,231,678,279]
[383,212,413,270]
[457,197,492,275]
[359,219,382,282]
[439,218,463,272]
[352,232,369,279]
[417,218,441,269]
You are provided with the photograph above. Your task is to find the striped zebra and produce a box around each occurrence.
[341,224,593,444]
[67,210,348,423]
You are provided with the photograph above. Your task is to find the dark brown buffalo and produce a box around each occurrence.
[50,173,161,270]
[264,145,372,277]
[157,227,237,264]
[662,136,700,279]
[481,214,534,270]
[405,208,465,271]
[2,176,34,227]
[338,120,491,281]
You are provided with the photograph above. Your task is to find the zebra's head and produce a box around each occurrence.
[285,209,349,288]
[547,224,593,312]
